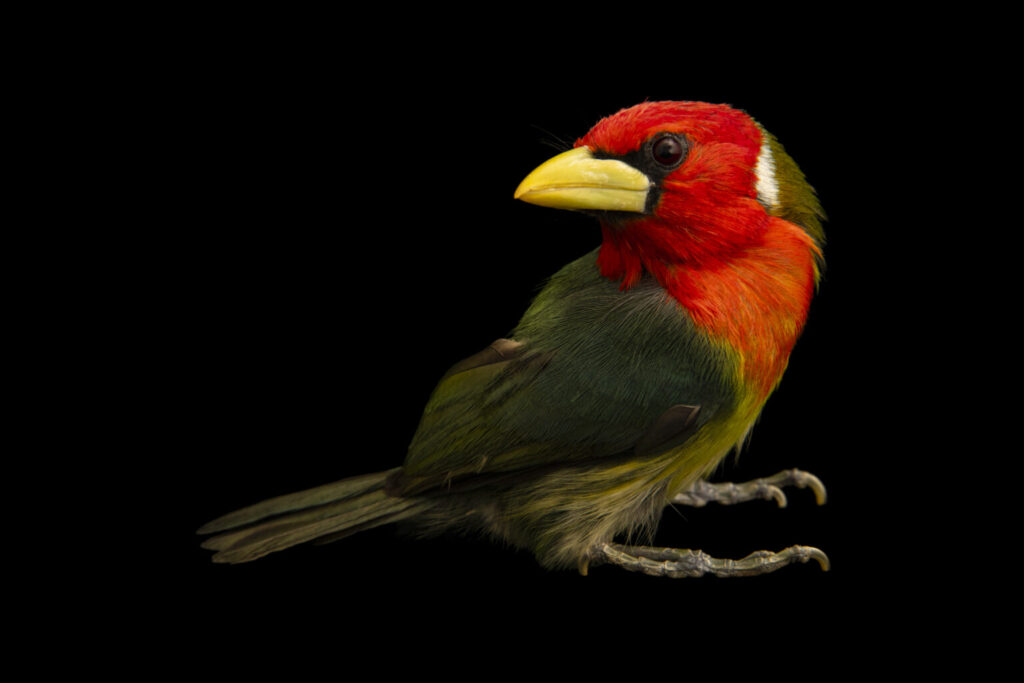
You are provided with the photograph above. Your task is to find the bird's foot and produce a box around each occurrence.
[594,542,830,578]
[671,468,826,509]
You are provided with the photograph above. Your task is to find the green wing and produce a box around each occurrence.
[394,250,739,495]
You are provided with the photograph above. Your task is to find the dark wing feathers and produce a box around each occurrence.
[634,404,701,457]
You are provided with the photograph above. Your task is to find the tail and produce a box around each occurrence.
[197,467,432,564]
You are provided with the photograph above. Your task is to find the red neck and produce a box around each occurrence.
[598,214,819,398]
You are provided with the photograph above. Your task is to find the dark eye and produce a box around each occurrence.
[651,135,686,167]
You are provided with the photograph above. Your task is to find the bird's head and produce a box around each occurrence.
[514,101,824,289]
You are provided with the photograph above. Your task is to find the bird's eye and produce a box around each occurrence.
[650,135,687,168]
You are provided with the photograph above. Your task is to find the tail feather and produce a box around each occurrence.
[198,468,431,564]
[198,468,403,535]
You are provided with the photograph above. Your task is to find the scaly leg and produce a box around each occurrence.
[593,469,830,578]
[672,468,827,509]
[595,542,830,578]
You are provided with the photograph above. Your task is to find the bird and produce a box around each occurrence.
[198,100,829,578]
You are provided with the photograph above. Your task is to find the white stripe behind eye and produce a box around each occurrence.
[754,139,779,209]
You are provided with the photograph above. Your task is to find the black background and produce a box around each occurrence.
[127,21,952,667]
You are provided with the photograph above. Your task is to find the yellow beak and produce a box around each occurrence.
[513,147,651,213]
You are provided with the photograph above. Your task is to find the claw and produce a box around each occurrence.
[764,483,788,508]
[788,469,827,506]
[801,545,831,572]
